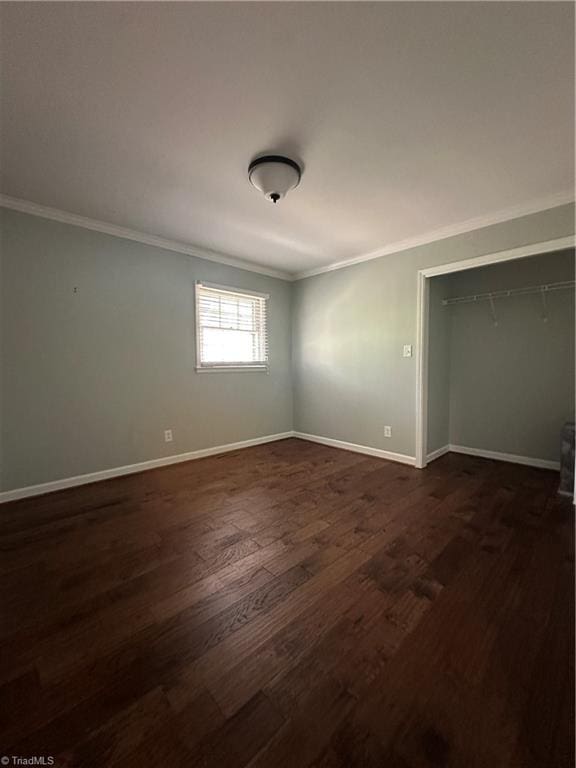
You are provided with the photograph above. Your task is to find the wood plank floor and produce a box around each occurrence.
[0,438,573,767]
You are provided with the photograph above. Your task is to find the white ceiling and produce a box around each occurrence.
[1,2,574,278]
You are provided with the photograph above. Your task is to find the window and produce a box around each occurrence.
[195,282,269,371]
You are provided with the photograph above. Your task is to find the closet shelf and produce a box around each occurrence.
[442,280,575,306]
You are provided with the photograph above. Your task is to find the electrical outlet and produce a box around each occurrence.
[403,344,413,358]
[384,426,392,438]
[164,429,173,443]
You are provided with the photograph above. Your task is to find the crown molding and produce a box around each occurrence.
[2,191,573,284]
[0,194,293,282]
[294,190,575,280]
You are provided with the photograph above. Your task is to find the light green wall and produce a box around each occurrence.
[0,209,293,491]
[2,203,574,491]
[293,204,575,458]
[427,274,452,454]
[438,250,574,461]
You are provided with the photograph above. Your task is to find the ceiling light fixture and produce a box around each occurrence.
[248,155,302,204]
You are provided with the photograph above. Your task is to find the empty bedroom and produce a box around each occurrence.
[0,2,574,767]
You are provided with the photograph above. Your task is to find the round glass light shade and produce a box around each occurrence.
[248,156,301,203]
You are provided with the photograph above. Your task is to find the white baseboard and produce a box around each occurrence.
[0,432,294,504]
[426,445,451,463]
[449,444,560,471]
[293,431,415,466]
[1,433,560,504]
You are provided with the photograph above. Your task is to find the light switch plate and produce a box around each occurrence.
[403,344,413,358]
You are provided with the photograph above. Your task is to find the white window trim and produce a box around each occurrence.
[194,281,270,373]
[196,280,270,300]
[195,365,269,373]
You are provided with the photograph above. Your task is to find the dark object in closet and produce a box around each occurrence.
[559,422,575,497]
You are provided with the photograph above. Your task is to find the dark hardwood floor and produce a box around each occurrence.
[0,438,573,767]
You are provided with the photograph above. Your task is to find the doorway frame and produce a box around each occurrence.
[415,235,576,469]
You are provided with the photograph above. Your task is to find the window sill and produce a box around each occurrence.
[195,365,269,373]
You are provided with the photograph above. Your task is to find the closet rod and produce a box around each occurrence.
[442,280,575,306]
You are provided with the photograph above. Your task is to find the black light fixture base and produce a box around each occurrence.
[248,155,302,184]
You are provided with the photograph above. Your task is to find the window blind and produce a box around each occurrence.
[195,282,269,370]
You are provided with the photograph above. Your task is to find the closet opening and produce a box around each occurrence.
[415,239,575,500]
